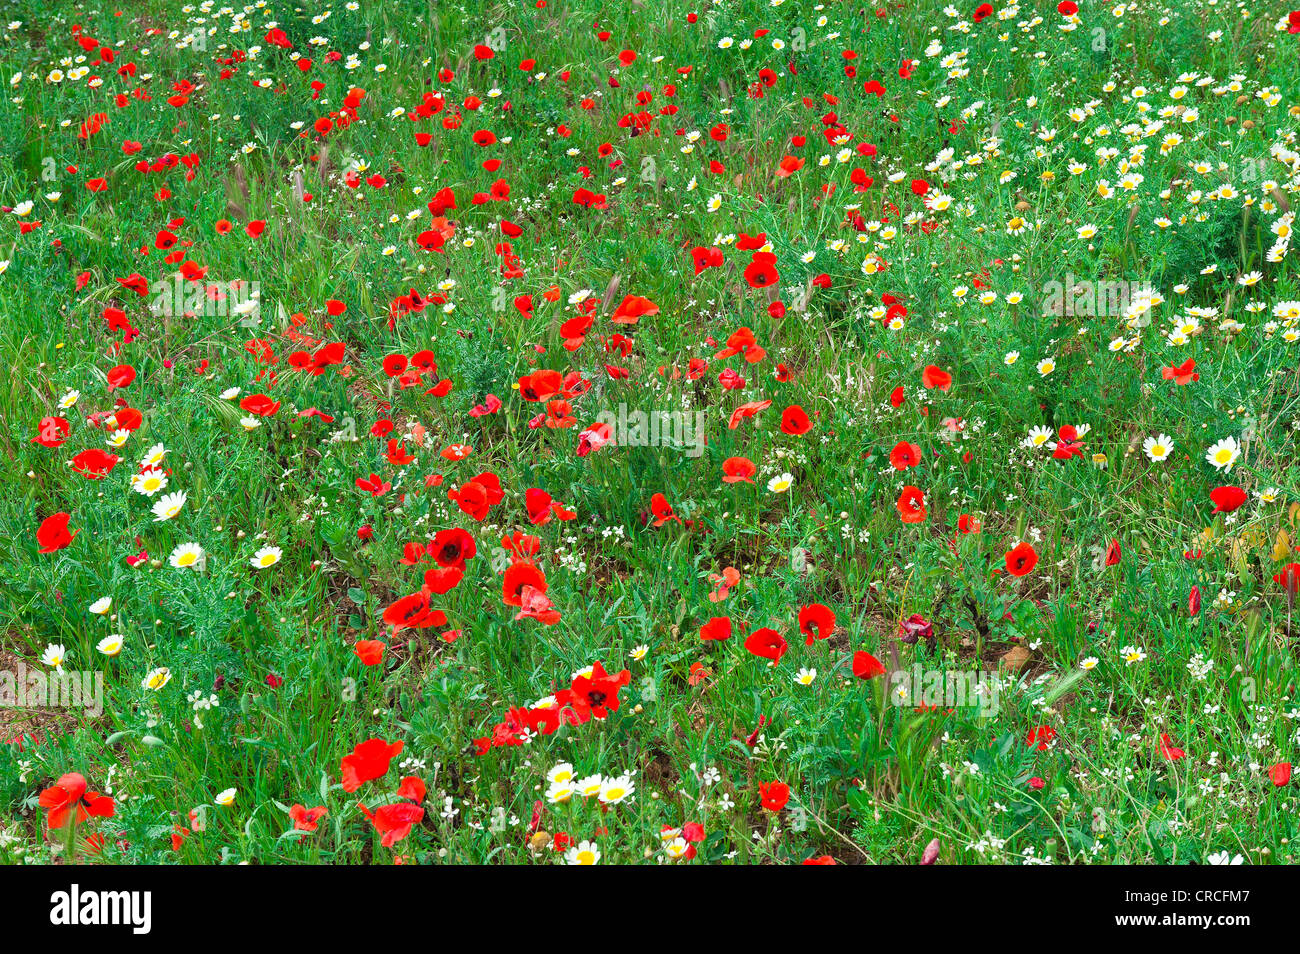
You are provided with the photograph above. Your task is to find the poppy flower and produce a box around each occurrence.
[1209,485,1247,514]
[447,473,504,521]
[744,627,788,663]
[31,416,71,448]
[105,364,136,390]
[382,592,446,631]
[340,738,404,792]
[798,603,836,645]
[852,650,885,679]
[889,441,922,470]
[743,252,779,288]
[921,365,952,392]
[700,616,733,641]
[896,485,927,523]
[1274,562,1300,595]
[430,527,476,567]
[71,449,121,479]
[423,565,464,595]
[1269,762,1292,787]
[1158,734,1185,761]
[1026,725,1056,750]
[1004,541,1038,577]
[650,492,679,527]
[359,801,424,847]
[610,294,659,325]
[757,781,790,812]
[289,804,328,832]
[565,662,631,720]
[239,393,281,416]
[503,562,548,607]
[38,773,115,830]
[780,405,813,435]
[728,399,772,430]
[722,457,756,484]
[355,473,391,496]
[37,513,77,553]
[1161,358,1199,385]
[354,640,386,665]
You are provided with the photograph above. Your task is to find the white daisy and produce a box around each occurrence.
[169,542,205,570]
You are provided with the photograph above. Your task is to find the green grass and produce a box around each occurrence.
[0,0,1298,865]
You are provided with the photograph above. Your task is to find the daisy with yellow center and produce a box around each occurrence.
[251,545,283,569]
[169,542,205,570]
[142,666,172,690]
[566,840,601,865]
[132,468,168,497]
[97,634,124,656]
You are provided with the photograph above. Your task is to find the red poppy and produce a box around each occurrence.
[798,603,836,645]
[239,393,281,416]
[31,416,71,448]
[564,662,631,720]
[757,781,790,811]
[355,473,391,496]
[340,738,404,792]
[650,492,679,527]
[289,804,328,831]
[1209,486,1247,514]
[743,252,779,288]
[1004,541,1038,577]
[359,801,424,847]
[896,485,927,523]
[610,294,659,325]
[70,448,121,479]
[105,364,136,390]
[354,640,386,665]
[1269,762,1292,787]
[889,441,922,470]
[780,405,813,435]
[36,513,77,553]
[38,773,115,830]
[382,592,446,631]
[744,627,788,663]
[700,616,733,641]
[1025,725,1056,751]
[852,650,885,679]
[1161,358,1199,385]
[921,365,952,392]
[430,527,476,567]
[1274,562,1300,595]
[447,472,503,520]
[503,562,547,607]
[722,457,756,484]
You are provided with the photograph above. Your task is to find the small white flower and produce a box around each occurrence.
[250,545,282,569]
[1205,436,1240,472]
[97,634,124,656]
[169,542,205,570]
[142,666,172,690]
[151,490,188,522]
[767,472,795,493]
[565,839,601,865]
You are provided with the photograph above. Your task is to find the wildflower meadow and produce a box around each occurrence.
[2,0,1300,884]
